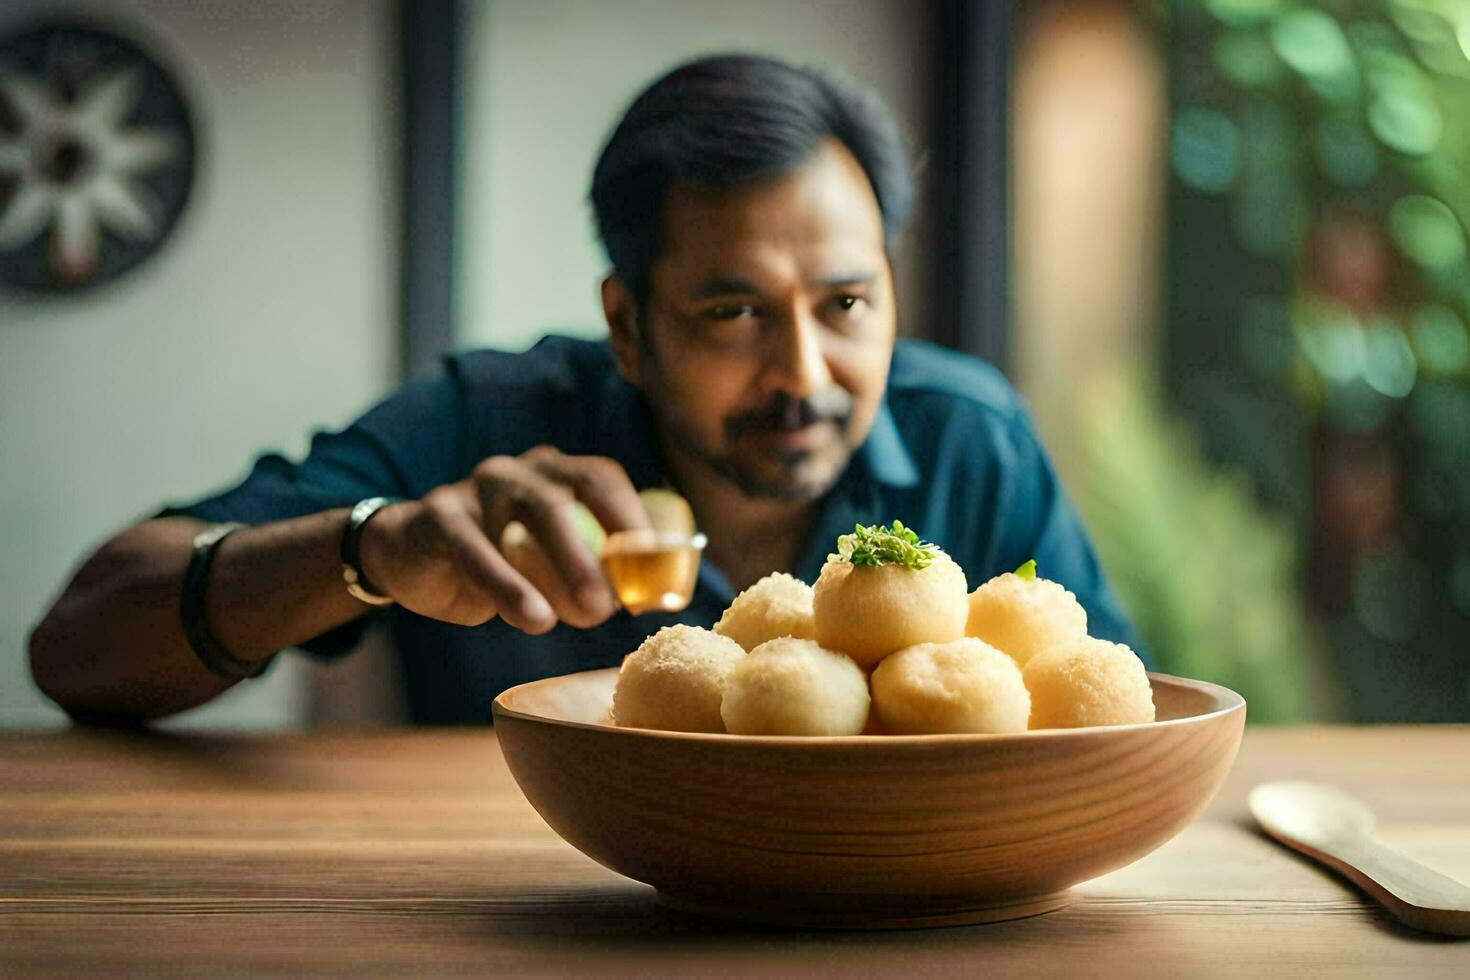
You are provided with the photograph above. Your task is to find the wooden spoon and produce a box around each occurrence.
[1249,781,1470,937]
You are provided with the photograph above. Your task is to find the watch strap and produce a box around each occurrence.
[341,497,403,605]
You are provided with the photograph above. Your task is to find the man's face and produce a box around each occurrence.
[623,139,897,501]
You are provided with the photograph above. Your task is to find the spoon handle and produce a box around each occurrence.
[1268,829,1470,938]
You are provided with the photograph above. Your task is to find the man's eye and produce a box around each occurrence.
[832,294,868,314]
[706,304,759,321]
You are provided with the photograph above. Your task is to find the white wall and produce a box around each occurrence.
[459,0,937,352]
[0,0,396,728]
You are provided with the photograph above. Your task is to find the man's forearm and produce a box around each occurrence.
[29,511,370,721]
[29,445,647,721]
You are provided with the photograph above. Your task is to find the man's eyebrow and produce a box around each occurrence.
[692,273,878,298]
[692,277,762,298]
[817,273,877,288]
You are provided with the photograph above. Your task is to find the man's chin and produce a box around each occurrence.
[714,448,848,502]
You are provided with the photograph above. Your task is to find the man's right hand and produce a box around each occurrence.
[358,446,652,634]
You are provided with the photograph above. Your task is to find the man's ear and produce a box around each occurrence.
[601,275,642,387]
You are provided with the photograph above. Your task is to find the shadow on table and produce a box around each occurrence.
[474,882,1145,954]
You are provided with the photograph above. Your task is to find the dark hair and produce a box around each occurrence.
[590,53,914,303]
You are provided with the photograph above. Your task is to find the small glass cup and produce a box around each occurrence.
[600,529,707,615]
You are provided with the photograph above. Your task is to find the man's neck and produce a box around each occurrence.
[658,442,814,593]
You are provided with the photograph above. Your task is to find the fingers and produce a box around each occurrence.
[420,489,556,633]
[497,520,598,629]
[521,447,651,534]
[472,454,619,623]
[422,448,653,632]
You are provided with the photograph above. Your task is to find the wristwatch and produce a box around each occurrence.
[341,497,404,606]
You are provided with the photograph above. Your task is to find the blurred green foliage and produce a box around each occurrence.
[1167,0,1470,720]
[1076,370,1312,723]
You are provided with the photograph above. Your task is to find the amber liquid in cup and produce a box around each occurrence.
[600,530,706,615]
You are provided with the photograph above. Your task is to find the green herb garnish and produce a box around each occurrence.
[1014,559,1037,580]
[829,520,939,569]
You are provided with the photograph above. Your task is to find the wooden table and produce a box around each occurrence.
[2,727,1467,978]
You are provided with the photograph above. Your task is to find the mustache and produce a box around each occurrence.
[725,388,855,439]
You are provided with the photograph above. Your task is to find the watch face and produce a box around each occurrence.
[0,21,198,293]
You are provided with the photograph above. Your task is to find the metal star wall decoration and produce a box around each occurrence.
[0,22,196,292]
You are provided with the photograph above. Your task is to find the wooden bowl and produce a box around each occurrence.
[492,669,1245,929]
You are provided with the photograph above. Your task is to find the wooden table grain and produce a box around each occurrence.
[1,726,1467,978]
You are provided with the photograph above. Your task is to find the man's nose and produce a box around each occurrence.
[764,308,833,400]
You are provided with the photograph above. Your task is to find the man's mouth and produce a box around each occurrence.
[746,419,830,452]
[725,390,854,447]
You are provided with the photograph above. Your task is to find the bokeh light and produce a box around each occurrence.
[1299,304,1367,382]
[1410,304,1470,375]
[1367,85,1443,155]
[1204,0,1286,28]
[1271,9,1359,102]
[1388,194,1466,268]
[1362,318,1418,398]
[1389,2,1449,42]
[1212,30,1285,88]
[1172,106,1241,193]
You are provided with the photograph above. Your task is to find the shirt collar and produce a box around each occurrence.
[858,398,920,488]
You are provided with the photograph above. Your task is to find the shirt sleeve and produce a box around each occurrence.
[985,412,1150,666]
[158,363,467,659]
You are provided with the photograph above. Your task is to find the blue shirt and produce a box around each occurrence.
[167,335,1142,723]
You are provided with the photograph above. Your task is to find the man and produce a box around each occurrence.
[30,54,1140,724]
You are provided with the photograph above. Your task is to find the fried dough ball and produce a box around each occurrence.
[870,638,1031,734]
[1023,637,1155,729]
[812,555,968,669]
[713,572,817,652]
[966,570,1088,667]
[720,638,870,736]
[612,625,745,732]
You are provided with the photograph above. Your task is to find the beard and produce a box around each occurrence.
[716,388,856,500]
[640,347,857,502]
